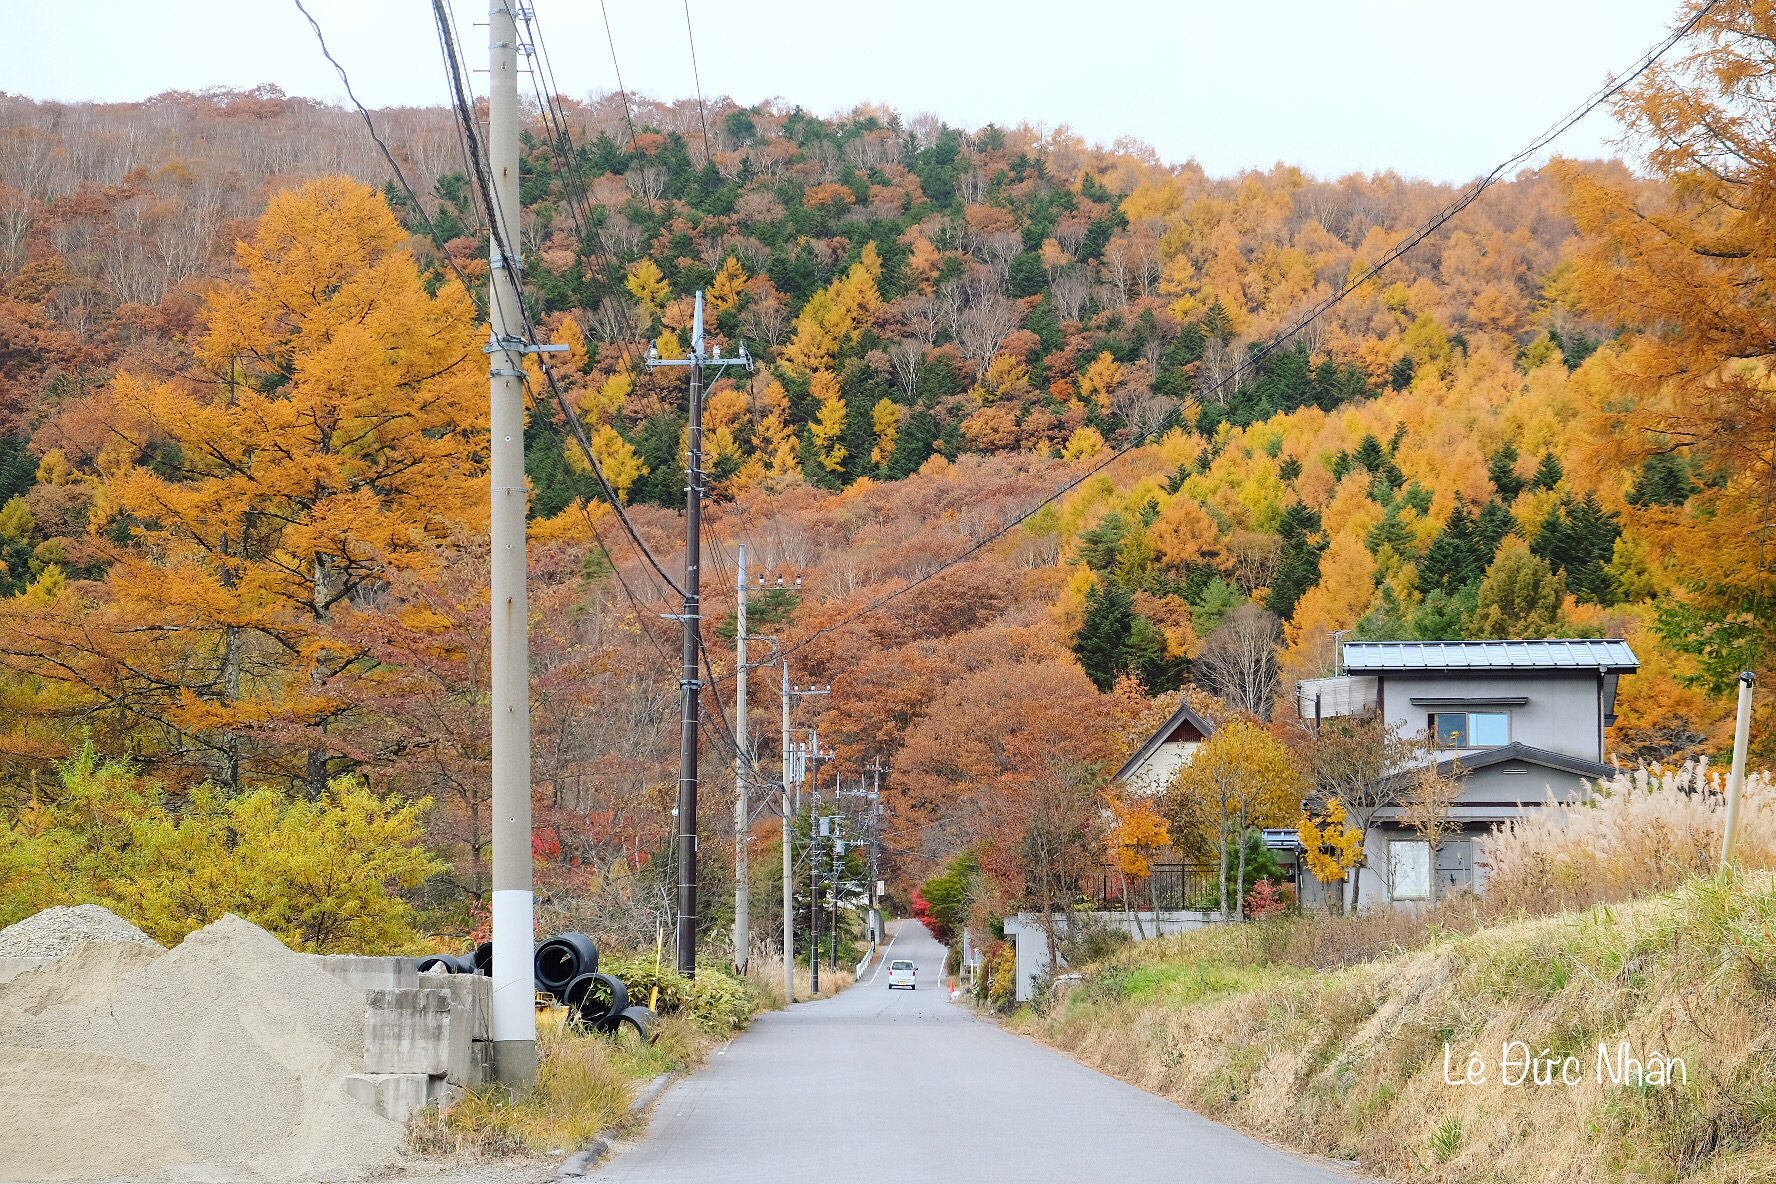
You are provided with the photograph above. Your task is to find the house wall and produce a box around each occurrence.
[1347,760,1594,910]
[1376,673,1603,762]
[1120,739,1200,796]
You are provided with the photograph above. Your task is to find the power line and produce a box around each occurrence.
[291,0,477,300]
[598,0,641,150]
[432,0,686,601]
[760,0,1723,670]
[680,0,714,163]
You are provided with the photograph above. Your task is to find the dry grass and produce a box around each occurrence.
[1483,761,1776,914]
[743,950,855,1009]
[409,953,858,1162]
[1019,869,1776,1184]
[407,1010,706,1159]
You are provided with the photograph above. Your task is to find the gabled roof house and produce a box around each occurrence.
[1110,700,1216,796]
[1300,638,1639,907]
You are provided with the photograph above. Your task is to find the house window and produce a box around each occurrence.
[1430,711,1509,748]
[1436,839,1473,894]
[1390,840,1431,900]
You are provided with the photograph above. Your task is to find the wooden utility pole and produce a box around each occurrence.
[646,294,751,977]
[487,0,535,1088]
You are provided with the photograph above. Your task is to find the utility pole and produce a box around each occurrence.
[732,544,748,974]
[487,0,535,1089]
[780,659,794,1002]
[811,796,822,994]
[1721,670,1758,869]
[646,294,752,977]
[780,667,828,1001]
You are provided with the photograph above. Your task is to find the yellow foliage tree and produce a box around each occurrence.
[871,398,902,467]
[756,381,802,476]
[582,425,648,504]
[1165,718,1302,919]
[809,372,849,473]
[627,258,670,312]
[1104,792,1171,878]
[708,256,747,314]
[1063,426,1106,460]
[1078,351,1123,410]
[0,743,440,951]
[970,352,1031,404]
[1297,796,1364,907]
[779,245,882,376]
[57,176,485,792]
[1149,495,1223,570]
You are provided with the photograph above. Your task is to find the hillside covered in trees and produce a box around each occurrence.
[0,16,1769,944]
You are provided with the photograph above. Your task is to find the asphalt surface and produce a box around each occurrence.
[595,920,1362,1183]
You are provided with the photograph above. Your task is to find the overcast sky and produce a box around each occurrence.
[12,1,1682,182]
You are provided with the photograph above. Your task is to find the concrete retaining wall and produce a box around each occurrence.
[1002,910,1217,1002]
[305,954,492,1121]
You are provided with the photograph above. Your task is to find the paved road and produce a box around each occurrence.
[596,920,1361,1183]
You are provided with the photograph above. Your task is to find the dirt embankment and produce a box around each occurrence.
[1016,873,1776,1184]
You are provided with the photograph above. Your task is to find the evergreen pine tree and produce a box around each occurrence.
[1474,498,1519,560]
[1419,496,1485,594]
[1531,450,1564,491]
[1487,441,1525,499]
[798,424,842,490]
[1123,616,1187,693]
[883,407,939,479]
[1075,579,1136,690]
[1266,503,1327,619]
[1075,511,1128,571]
[1352,432,1404,487]
[1625,453,1697,507]
[1532,492,1621,604]
[1365,504,1416,558]
[1469,547,1566,639]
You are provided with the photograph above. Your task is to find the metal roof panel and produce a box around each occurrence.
[1341,639,1638,672]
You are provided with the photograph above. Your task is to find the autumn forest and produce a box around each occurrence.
[0,0,1772,951]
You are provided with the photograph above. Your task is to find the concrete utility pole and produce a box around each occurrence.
[487,0,535,1089]
[1721,670,1758,869]
[733,543,748,974]
[779,666,828,1001]
[646,293,751,978]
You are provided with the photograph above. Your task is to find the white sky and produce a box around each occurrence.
[10,0,1682,182]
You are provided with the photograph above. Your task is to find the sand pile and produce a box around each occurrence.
[0,912,404,1183]
[0,904,162,958]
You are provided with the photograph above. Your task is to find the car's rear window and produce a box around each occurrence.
[891,960,914,970]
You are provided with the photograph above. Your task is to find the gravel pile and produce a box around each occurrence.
[0,904,162,958]
[0,912,404,1182]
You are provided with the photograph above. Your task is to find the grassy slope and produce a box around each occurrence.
[1014,874,1776,1184]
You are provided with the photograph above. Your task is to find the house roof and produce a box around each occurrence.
[1341,639,1639,675]
[1380,741,1616,793]
[1112,701,1216,784]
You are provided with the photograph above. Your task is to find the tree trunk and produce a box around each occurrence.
[1234,810,1250,922]
[1216,814,1231,920]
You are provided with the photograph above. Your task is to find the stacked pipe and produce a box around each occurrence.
[421,932,655,1041]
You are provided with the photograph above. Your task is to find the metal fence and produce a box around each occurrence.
[1083,864,1221,912]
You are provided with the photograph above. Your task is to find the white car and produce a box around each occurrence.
[887,959,917,989]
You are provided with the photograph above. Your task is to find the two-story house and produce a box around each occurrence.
[1298,638,1639,908]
